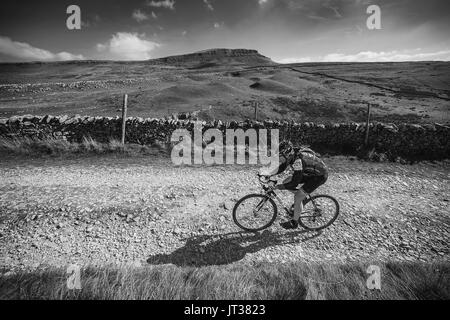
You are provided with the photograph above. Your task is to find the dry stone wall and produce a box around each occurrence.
[0,115,448,161]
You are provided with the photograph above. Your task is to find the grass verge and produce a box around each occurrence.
[1,261,448,300]
[0,136,169,158]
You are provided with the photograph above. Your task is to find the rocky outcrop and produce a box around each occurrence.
[1,115,449,161]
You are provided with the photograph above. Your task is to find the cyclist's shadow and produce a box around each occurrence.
[146,229,322,267]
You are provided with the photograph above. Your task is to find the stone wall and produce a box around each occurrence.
[0,115,449,161]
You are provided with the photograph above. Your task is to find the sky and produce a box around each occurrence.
[0,0,450,63]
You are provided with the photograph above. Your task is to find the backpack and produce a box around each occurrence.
[294,146,318,158]
[298,150,327,176]
[299,147,316,156]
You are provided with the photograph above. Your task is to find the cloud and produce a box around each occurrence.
[284,0,344,20]
[0,36,84,62]
[276,57,313,63]
[258,0,269,5]
[326,5,342,18]
[96,32,160,60]
[132,9,149,22]
[276,49,450,63]
[322,50,450,62]
[146,0,175,10]
[203,0,214,11]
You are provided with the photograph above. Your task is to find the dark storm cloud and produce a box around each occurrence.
[0,0,449,62]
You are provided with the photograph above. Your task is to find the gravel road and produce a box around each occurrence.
[0,155,448,271]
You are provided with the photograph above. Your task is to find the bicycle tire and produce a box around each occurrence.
[232,194,278,232]
[297,194,340,231]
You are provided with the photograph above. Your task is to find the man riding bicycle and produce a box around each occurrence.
[259,141,329,229]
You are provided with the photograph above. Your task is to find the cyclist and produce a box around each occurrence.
[259,141,328,229]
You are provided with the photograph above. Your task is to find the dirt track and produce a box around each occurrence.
[0,155,449,271]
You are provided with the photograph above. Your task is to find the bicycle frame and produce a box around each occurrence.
[258,178,320,219]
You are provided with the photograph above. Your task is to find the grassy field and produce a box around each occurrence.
[1,262,448,300]
[1,56,449,123]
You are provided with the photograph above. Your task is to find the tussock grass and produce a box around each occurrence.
[1,262,448,300]
[0,136,169,158]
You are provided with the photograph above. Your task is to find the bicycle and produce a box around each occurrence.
[232,173,340,232]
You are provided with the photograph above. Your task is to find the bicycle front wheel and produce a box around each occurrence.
[232,194,278,232]
[298,195,340,231]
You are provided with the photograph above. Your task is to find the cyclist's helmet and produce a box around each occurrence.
[279,140,294,158]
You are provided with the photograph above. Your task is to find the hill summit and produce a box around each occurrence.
[152,48,276,68]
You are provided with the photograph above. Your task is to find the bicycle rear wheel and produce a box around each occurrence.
[298,195,339,231]
[232,194,278,232]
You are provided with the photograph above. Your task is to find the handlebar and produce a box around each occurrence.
[257,172,277,191]
[257,173,269,183]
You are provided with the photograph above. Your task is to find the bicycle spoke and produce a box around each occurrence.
[298,195,339,230]
[233,195,277,232]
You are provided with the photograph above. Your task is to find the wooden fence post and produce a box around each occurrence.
[365,103,371,146]
[121,94,128,145]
